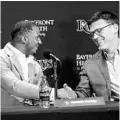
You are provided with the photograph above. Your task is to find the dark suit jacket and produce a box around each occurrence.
[76,50,111,102]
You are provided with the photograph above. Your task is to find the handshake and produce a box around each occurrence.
[39,82,77,100]
[58,84,77,99]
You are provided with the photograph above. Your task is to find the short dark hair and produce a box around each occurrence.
[87,11,119,26]
[11,20,37,40]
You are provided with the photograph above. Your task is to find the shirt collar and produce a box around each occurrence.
[7,42,34,62]
[103,40,120,60]
[7,42,26,59]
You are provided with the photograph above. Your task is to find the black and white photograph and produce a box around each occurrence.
[1,1,119,120]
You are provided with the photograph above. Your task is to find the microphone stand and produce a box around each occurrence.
[53,60,58,100]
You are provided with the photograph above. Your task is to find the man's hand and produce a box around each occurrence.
[58,83,77,99]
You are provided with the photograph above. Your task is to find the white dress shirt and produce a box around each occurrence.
[8,43,34,82]
[106,43,120,100]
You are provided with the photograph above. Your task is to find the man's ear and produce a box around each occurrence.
[113,24,118,34]
[21,36,27,44]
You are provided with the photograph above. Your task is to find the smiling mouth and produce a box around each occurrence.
[98,41,102,45]
[97,39,104,44]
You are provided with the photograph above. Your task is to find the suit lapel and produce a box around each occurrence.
[10,53,25,81]
[4,43,25,81]
[96,51,110,83]
[95,51,111,97]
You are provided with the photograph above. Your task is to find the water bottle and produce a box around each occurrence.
[39,76,50,108]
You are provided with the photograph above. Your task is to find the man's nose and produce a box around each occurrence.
[92,32,100,40]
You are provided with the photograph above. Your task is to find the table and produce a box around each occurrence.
[1,101,119,120]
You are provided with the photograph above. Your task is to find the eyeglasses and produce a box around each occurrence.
[89,24,113,39]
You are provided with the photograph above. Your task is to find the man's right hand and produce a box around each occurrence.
[58,84,77,99]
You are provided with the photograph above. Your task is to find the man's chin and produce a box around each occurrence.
[98,47,102,50]
[98,45,105,50]
[98,46,108,52]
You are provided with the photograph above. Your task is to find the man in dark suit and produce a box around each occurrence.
[58,11,120,102]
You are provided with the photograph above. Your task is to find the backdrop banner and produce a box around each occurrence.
[1,1,119,89]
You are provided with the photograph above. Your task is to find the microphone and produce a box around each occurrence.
[43,50,60,62]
